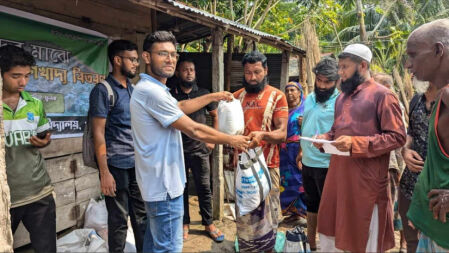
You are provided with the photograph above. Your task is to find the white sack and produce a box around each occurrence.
[57,229,107,252]
[84,199,108,241]
[218,99,245,135]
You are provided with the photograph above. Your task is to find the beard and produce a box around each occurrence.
[315,84,336,103]
[151,64,174,79]
[340,69,365,95]
[180,78,197,89]
[413,78,430,94]
[120,65,136,79]
[243,76,267,94]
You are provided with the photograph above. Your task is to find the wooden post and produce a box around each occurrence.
[0,69,14,252]
[280,50,291,92]
[151,9,157,33]
[211,27,224,221]
[299,55,307,94]
[224,35,234,92]
[136,33,146,75]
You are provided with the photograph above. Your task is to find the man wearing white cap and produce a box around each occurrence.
[313,43,406,252]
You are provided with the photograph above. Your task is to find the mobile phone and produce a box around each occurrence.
[36,130,51,139]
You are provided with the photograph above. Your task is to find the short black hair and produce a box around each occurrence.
[242,51,267,68]
[0,45,35,76]
[176,58,195,70]
[313,57,339,81]
[338,52,370,68]
[107,40,138,64]
[143,31,177,52]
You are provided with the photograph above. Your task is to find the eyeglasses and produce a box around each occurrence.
[119,56,140,64]
[150,51,179,60]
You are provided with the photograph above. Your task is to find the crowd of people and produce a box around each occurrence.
[1,17,449,253]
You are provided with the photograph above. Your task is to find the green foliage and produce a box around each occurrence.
[180,0,448,76]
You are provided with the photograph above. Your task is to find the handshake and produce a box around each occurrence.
[227,131,267,151]
[212,91,263,151]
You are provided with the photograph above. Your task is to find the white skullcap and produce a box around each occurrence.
[342,43,372,63]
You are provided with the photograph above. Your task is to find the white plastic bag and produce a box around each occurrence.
[283,226,310,253]
[57,229,108,252]
[235,147,272,216]
[218,99,245,135]
[124,225,137,252]
[84,199,108,241]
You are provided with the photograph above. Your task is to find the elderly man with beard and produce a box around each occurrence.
[233,51,288,252]
[130,31,249,252]
[299,57,340,251]
[89,40,147,252]
[314,44,406,252]
[170,59,224,242]
[405,19,449,252]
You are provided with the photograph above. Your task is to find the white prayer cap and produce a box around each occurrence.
[342,43,372,63]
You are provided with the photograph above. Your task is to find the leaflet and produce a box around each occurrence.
[300,136,350,156]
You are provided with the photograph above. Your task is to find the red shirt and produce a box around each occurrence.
[234,85,288,168]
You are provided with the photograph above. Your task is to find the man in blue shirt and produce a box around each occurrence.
[89,40,146,252]
[300,57,340,250]
[130,31,249,253]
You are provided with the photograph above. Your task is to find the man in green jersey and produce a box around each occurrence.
[0,45,54,253]
[406,19,449,251]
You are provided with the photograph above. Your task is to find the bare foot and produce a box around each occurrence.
[183,224,189,241]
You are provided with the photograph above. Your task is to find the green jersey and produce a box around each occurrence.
[3,91,53,207]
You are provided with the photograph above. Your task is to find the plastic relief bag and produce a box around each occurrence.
[84,199,108,241]
[283,226,310,253]
[218,99,245,135]
[57,229,108,252]
[235,147,272,216]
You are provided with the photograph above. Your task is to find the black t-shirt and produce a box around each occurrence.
[170,83,217,153]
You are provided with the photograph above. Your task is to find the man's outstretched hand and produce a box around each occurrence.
[229,135,250,151]
[212,91,234,102]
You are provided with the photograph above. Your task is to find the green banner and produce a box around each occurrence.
[0,11,108,138]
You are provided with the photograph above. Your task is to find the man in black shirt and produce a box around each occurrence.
[170,59,224,242]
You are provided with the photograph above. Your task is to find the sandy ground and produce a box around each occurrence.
[182,195,403,252]
[15,191,403,253]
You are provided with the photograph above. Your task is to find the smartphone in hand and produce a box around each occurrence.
[36,130,51,139]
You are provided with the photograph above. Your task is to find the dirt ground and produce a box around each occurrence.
[183,195,403,252]
[14,191,402,253]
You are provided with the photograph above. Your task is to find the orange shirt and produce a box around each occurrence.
[234,85,288,168]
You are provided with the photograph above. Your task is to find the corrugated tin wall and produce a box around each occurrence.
[167,52,283,92]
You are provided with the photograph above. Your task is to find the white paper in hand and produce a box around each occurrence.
[300,136,350,156]
[300,136,334,144]
[322,143,350,156]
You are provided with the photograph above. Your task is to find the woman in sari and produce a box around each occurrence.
[280,81,307,220]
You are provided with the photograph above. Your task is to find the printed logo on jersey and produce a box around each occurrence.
[27,112,34,123]
[5,130,36,147]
